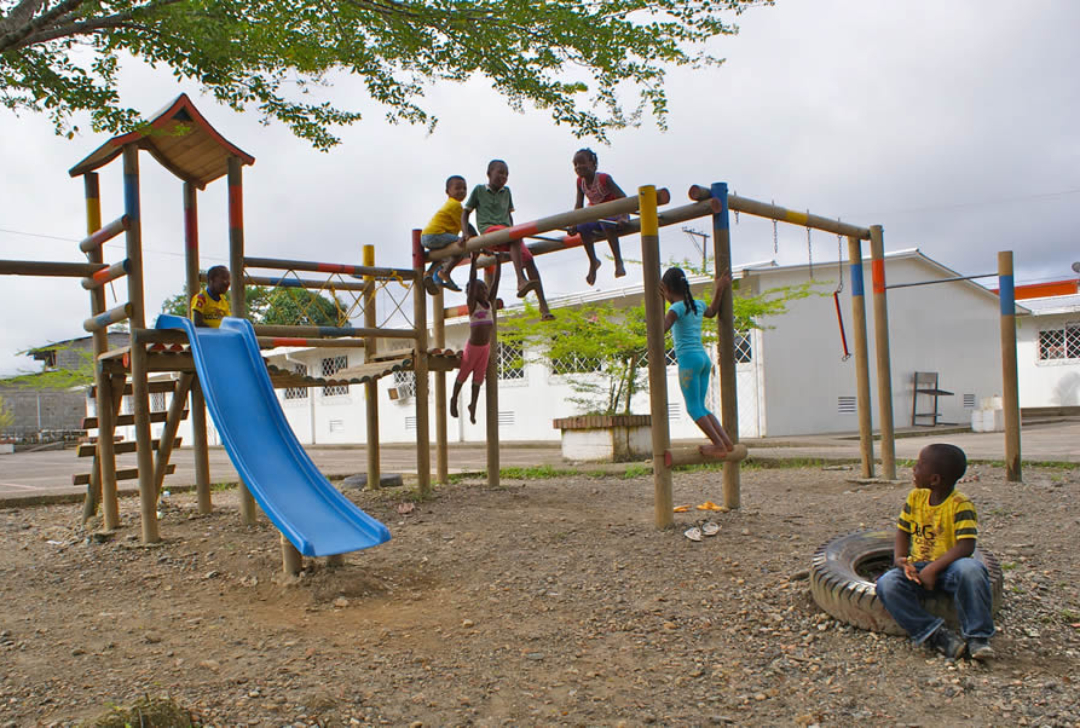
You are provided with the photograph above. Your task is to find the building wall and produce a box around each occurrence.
[754,256,1004,436]
[1016,312,1080,407]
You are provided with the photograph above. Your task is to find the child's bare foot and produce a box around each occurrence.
[700,443,729,459]
[450,398,459,418]
[586,258,601,286]
[517,280,539,298]
[541,312,556,321]
[468,401,477,425]
[614,264,627,278]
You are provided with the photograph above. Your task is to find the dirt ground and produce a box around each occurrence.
[1,461,1078,727]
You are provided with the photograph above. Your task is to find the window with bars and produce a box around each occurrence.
[733,332,753,364]
[551,352,603,376]
[1038,324,1080,360]
[284,363,309,400]
[321,356,349,397]
[150,391,167,413]
[639,348,678,368]
[393,369,416,400]
[498,341,526,381]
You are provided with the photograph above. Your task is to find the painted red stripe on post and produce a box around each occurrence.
[506,222,539,240]
[228,185,243,229]
[871,259,886,294]
[272,338,309,347]
[184,206,198,252]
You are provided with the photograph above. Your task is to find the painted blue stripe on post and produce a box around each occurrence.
[999,274,1014,316]
[270,277,305,288]
[850,263,864,297]
[710,182,729,231]
[123,173,140,221]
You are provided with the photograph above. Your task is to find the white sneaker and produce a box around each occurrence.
[684,526,703,542]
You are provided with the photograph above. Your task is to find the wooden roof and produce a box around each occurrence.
[68,94,255,188]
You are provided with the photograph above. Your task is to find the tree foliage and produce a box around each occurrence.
[0,0,768,149]
[0,394,14,430]
[501,259,820,416]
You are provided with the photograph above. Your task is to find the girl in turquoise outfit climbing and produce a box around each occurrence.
[660,267,735,459]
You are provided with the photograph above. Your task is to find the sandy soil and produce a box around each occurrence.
[1,462,1078,727]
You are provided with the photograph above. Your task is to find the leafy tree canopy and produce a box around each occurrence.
[161,277,344,326]
[0,0,767,149]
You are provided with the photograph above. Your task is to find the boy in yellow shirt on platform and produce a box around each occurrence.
[421,175,469,294]
[190,265,231,328]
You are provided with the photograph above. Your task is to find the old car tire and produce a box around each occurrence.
[810,530,1004,635]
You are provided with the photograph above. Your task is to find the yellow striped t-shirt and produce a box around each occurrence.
[897,488,978,562]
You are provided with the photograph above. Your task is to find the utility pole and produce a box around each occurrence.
[682,227,710,272]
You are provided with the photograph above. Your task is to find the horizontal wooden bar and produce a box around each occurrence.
[688,185,872,240]
[473,199,722,268]
[885,273,996,290]
[254,324,417,340]
[88,379,178,398]
[257,337,372,349]
[74,464,174,486]
[244,257,415,280]
[83,302,131,332]
[0,259,108,277]
[233,274,371,292]
[664,443,748,468]
[82,409,187,429]
[78,437,181,458]
[132,329,190,346]
[79,215,129,253]
[427,189,672,263]
[81,258,130,289]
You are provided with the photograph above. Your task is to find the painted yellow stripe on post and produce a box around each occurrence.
[784,210,809,226]
[638,186,659,236]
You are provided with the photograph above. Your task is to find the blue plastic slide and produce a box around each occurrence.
[157,315,390,556]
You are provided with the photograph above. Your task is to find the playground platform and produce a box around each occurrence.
[1,420,1077,509]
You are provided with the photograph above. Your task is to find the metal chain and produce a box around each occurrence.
[733,190,739,225]
[771,199,778,254]
[835,220,844,294]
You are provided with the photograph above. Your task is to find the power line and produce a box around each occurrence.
[847,187,1080,218]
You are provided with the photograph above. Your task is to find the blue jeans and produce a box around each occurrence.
[876,557,995,644]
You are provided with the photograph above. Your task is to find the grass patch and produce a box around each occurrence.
[82,695,198,727]
[622,463,651,479]
[1001,562,1018,571]
[210,481,236,492]
[500,465,581,480]
[1060,608,1079,622]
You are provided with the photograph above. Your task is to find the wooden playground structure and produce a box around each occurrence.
[0,95,1024,572]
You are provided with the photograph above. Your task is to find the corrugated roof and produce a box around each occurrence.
[68,94,255,188]
[1017,294,1080,316]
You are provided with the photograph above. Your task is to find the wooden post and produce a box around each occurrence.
[998,251,1022,482]
[228,156,257,525]
[869,226,896,480]
[363,244,381,490]
[711,183,740,510]
[184,181,212,513]
[485,276,500,488]
[411,230,432,497]
[281,533,302,576]
[122,145,159,544]
[847,237,875,479]
[82,172,121,529]
[639,186,674,528]
[153,374,195,498]
[433,285,449,485]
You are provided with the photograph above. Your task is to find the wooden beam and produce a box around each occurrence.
[0,260,108,277]
[78,438,182,457]
[82,409,187,429]
[74,464,175,486]
[665,443,749,468]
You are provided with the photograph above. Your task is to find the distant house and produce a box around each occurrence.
[0,332,129,439]
[1012,280,1080,409]
[164,248,1012,447]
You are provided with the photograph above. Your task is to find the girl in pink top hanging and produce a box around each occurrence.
[451,251,502,425]
[570,148,628,286]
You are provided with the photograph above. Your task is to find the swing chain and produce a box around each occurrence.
[733,190,739,225]
[771,199,778,254]
[835,219,844,295]
[806,211,813,280]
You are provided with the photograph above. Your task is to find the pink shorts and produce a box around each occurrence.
[457,341,491,385]
[484,225,534,264]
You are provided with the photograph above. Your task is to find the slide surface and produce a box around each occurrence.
[157,314,390,557]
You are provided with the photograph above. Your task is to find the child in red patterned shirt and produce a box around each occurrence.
[570,148,628,286]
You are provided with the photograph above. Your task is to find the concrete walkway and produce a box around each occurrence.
[1,421,1076,507]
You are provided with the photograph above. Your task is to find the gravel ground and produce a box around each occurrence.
[1,462,1078,727]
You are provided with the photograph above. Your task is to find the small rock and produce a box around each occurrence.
[333,597,349,609]
[462,619,475,628]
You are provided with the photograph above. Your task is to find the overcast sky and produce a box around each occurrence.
[2,0,1078,376]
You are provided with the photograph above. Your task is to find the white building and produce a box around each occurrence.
[1015,291,1080,408]
[147,248,1017,448]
